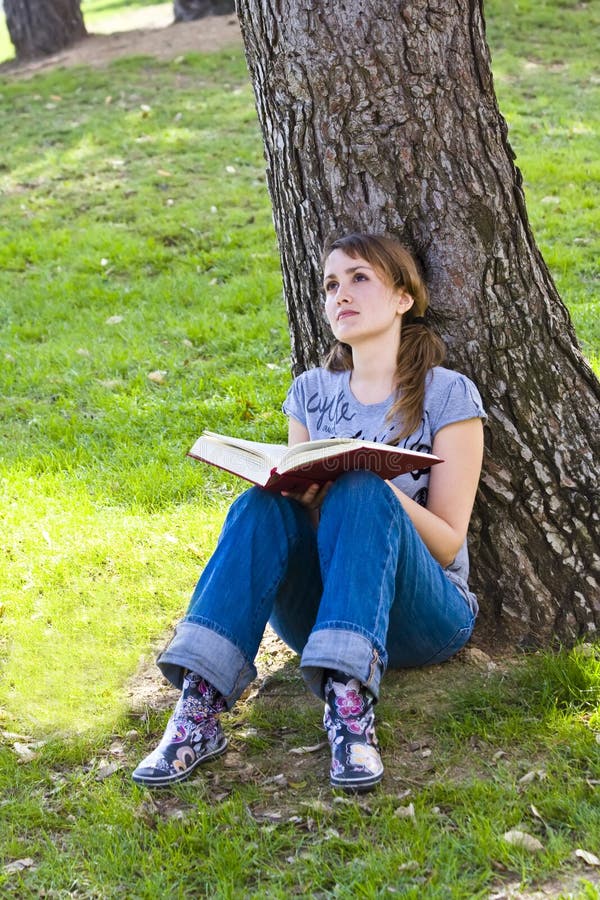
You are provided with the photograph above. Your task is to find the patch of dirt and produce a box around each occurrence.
[1,5,242,78]
[127,624,298,716]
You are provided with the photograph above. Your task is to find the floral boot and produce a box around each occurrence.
[132,672,228,787]
[323,670,384,792]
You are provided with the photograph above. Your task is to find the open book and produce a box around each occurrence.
[188,430,442,492]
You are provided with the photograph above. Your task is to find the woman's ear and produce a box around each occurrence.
[396,291,415,314]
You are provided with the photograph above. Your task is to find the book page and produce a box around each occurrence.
[201,431,288,466]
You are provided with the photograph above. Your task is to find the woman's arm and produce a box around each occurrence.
[386,417,484,567]
[288,416,310,447]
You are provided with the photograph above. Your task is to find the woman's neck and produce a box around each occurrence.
[349,342,399,404]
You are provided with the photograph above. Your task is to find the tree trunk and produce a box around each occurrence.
[174,0,235,22]
[236,0,600,649]
[4,0,87,60]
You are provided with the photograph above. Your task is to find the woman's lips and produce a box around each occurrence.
[337,310,359,320]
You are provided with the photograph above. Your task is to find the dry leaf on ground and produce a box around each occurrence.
[503,829,544,852]
[289,741,327,755]
[395,802,416,820]
[3,858,35,874]
[12,742,38,762]
[147,370,167,384]
[96,761,121,780]
[574,848,600,866]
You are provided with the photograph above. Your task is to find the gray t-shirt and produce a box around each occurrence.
[283,366,487,610]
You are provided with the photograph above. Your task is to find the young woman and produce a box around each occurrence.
[133,232,486,792]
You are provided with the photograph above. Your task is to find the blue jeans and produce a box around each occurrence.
[157,471,476,707]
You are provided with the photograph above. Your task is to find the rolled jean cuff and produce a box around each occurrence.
[300,627,385,701]
[156,620,256,709]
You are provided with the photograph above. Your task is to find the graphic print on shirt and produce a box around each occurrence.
[306,391,357,434]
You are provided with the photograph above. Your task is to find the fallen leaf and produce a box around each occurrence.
[250,807,283,822]
[237,727,258,739]
[502,830,544,852]
[518,770,536,784]
[263,773,287,786]
[225,165,236,174]
[96,762,120,781]
[461,647,493,668]
[3,858,35,874]
[518,769,546,785]
[395,803,416,820]
[574,848,600,866]
[289,741,327,755]
[529,804,550,832]
[12,742,38,762]
[105,315,123,325]
[147,370,167,384]
[157,169,172,177]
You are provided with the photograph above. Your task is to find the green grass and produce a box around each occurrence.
[0,0,599,896]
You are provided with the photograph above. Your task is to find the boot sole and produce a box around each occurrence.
[132,737,228,788]
[330,770,384,792]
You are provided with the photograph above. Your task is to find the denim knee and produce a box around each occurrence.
[323,470,389,512]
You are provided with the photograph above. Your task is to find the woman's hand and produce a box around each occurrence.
[281,481,332,511]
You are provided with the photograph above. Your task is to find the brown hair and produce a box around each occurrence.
[321,233,446,443]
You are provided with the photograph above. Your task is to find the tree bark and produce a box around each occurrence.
[174,0,235,22]
[236,0,600,649]
[4,0,87,60]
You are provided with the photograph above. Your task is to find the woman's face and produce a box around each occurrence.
[322,249,413,346]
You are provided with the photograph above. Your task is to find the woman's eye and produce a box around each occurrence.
[325,282,338,293]
[354,273,367,282]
